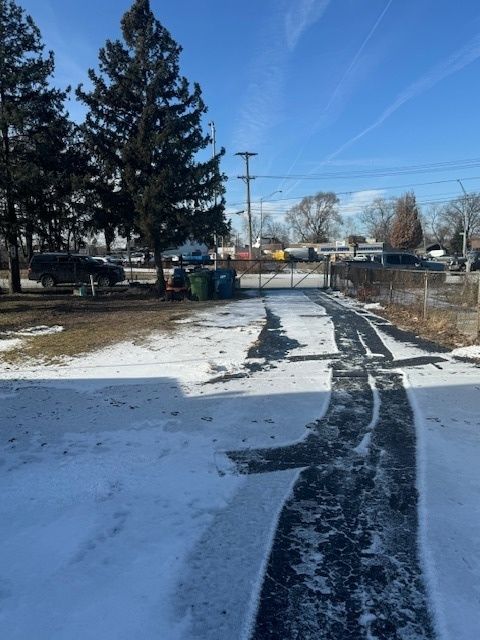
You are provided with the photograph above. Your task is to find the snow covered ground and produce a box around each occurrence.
[0,292,331,639]
[1,290,479,639]
[405,356,480,640]
[327,292,480,640]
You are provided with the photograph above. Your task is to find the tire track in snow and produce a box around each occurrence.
[229,292,436,639]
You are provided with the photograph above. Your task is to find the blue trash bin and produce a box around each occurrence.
[213,269,235,299]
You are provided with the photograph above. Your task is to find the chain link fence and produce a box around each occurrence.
[331,263,480,340]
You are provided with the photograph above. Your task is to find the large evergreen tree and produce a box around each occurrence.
[0,0,65,292]
[78,0,227,293]
[389,192,423,250]
[19,96,85,257]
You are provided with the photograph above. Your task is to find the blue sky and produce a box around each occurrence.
[20,0,480,236]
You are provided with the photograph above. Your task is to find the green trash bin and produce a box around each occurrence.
[213,269,235,299]
[188,271,210,301]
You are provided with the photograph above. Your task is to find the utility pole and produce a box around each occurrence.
[457,179,469,257]
[209,121,218,265]
[236,152,257,259]
[209,121,217,158]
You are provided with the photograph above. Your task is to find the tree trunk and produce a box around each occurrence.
[1,112,21,292]
[5,190,21,293]
[105,226,115,254]
[7,231,21,293]
[154,242,166,297]
[25,218,34,263]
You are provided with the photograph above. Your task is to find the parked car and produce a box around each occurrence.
[447,255,468,272]
[371,252,422,268]
[445,253,480,272]
[127,252,147,266]
[28,253,125,287]
[92,255,125,267]
[161,249,182,261]
[349,255,370,262]
[172,250,213,266]
[346,252,444,271]
[419,258,445,271]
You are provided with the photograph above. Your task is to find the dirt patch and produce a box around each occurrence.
[374,304,478,350]
[0,288,229,364]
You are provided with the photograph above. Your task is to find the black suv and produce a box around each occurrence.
[369,252,445,271]
[28,253,125,288]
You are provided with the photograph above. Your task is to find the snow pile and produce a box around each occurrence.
[0,338,22,352]
[15,325,64,337]
[451,345,480,360]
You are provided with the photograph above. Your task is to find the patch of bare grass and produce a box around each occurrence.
[375,304,478,349]
[0,289,228,364]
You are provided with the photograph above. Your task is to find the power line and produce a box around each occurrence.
[226,156,480,181]
[228,175,480,208]
[251,189,475,209]
[249,194,478,217]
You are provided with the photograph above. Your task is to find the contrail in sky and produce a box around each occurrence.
[323,0,394,113]
[280,0,394,193]
[328,29,480,160]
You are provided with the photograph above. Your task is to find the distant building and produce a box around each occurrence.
[470,236,480,250]
[252,235,281,248]
[316,240,386,257]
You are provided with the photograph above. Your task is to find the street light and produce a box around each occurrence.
[259,190,282,256]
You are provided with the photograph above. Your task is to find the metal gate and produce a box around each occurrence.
[224,259,328,290]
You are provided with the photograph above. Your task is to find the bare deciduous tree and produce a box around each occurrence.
[440,192,480,251]
[242,212,290,246]
[423,205,451,247]
[285,192,341,243]
[242,214,261,244]
[263,219,290,245]
[359,197,395,242]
